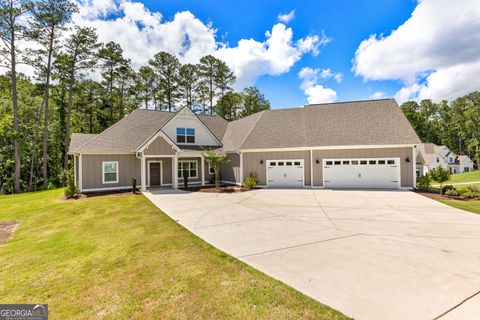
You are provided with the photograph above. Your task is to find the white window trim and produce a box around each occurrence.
[176,127,196,145]
[178,160,198,179]
[208,163,215,175]
[102,161,119,184]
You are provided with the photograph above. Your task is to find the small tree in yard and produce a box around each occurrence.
[202,150,230,188]
[64,170,78,199]
[430,167,450,194]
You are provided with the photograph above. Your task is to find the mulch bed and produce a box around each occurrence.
[415,190,480,201]
[0,221,20,245]
[180,185,252,193]
[62,189,139,200]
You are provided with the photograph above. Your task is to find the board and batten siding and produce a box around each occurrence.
[311,147,414,188]
[143,135,176,155]
[81,154,141,190]
[242,151,312,186]
[146,157,172,185]
[220,153,241,183]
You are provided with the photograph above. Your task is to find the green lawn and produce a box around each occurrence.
[440,200,480,214]
[0,190,348,320]
[447,170,480,184]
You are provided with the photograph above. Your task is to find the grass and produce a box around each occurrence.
[445,170,480,184]
[440,200,480,214]
[0,189,348,320]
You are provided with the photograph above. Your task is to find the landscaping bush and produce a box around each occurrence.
[64,171,79,199]
[445,189,459,196]
[131,177,137,193]
[442,185,455,192]
[463,185,480,199]
[416,174,432,191]
[182,168,189,189]
[245,172,258,189]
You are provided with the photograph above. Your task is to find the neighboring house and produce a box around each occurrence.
[69,98,421,192]
[416,143,474,176]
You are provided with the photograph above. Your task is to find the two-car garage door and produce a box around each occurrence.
[323,158,400,189]
[266,158,401,188]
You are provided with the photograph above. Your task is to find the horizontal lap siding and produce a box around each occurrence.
[242,151,311,186]
[221,153,240,183]
[312,147,414,188]
[82,154,141,190]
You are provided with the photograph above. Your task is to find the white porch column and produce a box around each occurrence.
[73,155,77,186]
[173,156,178,189]
[140,153,146,192]
[239,152,243,186]
[413,146,417,189]
[201,155,205,186]
[310,149,314,188]
[79,154,83,192]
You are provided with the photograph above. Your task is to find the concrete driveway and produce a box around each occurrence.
[144,189,480,320]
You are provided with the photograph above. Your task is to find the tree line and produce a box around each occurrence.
[0,0,270,194]
[400,91,480,165]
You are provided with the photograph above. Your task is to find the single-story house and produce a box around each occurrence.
[69,98,421,192]
[416,143,474,176]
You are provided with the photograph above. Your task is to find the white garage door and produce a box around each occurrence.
[267,160,304,188]
[323,158,400,189]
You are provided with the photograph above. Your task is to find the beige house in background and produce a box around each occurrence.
[69,98,421,192]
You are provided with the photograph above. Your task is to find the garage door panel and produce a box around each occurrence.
[267,160,304,188]
[324,158,400,189]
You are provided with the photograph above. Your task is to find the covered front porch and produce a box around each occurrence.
[139,149,213,191]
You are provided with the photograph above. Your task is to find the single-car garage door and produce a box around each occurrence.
[323,158,400,189]
[267,160,304,188]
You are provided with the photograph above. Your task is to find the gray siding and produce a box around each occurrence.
[146,157,172,185]
[81,154,141,190]
[220,153,241,183]
[144,135,176,155]
[312,147,414,187]
[242,151,311,186]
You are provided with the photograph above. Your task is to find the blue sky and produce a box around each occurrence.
[143,0,417,108]
[60,0,479,109]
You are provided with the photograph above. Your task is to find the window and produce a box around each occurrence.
[326,161,333,165]
[102,161,118,184]
[465,167,470,173]
[343,160,350,165]
[334,161,341,165]
[208,163,215,174]
[176,127,195,144]
[294,161,301,166]
[449,157,453,163]
[286,161,292,166]
[351,160,359,165]
[369,160,376,165]
[278,162,284,166]
[270,162,276,166]
[387,160,395,165]
[360,160,367,165]
[378,160,386,165]
[178,161,197,179]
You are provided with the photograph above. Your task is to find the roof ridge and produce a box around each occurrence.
[238,110,267,150]
[78,109,142,151]
[305,98,395,107]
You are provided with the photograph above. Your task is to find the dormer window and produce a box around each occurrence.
[449,157,453,163]
[176,128,195,144]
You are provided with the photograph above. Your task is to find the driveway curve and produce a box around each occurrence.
[144,189,480,320]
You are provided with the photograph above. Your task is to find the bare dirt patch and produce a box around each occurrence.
[0,221,20,244]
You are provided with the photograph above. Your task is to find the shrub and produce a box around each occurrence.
[64,171,79,199]
[131,177,137,194]
[182,167,189,189]
[442,185,455,192]
[245,172,258,189]
[416,174,431,191]
[445,189,459,196]
[464,185,480,198]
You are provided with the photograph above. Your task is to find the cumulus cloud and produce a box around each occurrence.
[7,0,323,90]
[353,0,480,102]
[298,67,338,103]
[370,91,386,99]
[277,10,295,23]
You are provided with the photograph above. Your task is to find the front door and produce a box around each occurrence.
[149,162,161,186]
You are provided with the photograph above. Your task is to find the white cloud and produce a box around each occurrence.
[277,10,295,23]
[30,0,323,90]
[370,91,386,99]
[353,0,480,102]
[298,67,338,103]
